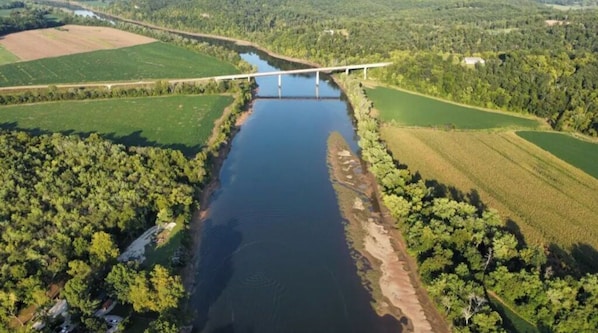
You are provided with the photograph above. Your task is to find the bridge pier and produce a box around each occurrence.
[345,68,349,75]
[364,67,368,80]
[316,71,320,87]
[278,74,282,88]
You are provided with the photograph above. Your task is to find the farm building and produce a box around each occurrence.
[463,57,486,65]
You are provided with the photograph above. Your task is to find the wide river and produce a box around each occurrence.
[188,52,396,332]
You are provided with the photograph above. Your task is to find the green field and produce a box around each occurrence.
[0,45,18,65]
[517,131,598,179]
[0,41,239,87]
[0,95,233,154]
[366,86,541,129]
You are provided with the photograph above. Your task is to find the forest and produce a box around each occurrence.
[105,0,598,135]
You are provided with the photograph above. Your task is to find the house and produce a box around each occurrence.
[463,57,485,65]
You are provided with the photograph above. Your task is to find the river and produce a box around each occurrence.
[188,52,398,332]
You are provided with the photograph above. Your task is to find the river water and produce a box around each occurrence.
[189,52,396,332]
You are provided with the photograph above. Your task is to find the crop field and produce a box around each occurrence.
[0,95,233,155]
[380,126,598,269]
[366,86,541,130]
[0,45,18,65]
[517,131,598,179]
[0,25,156,62]
[0,41,239,87]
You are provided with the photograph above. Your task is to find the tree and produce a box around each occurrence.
[62,277,99,315]
[89,231,120,265]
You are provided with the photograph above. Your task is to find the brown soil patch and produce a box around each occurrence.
[0,25,155,61]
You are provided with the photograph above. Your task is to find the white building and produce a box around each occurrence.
[463,57,486,65]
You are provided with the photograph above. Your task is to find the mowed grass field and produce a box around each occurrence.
[0,95,233,155]
[517,131,598,179]
[381,126,598,268]
[366,86,542,129]
[0,41,239,86]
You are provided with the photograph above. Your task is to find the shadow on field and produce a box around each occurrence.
[0,122,203,156]
[418,170,598,276]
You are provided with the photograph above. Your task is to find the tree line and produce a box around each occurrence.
[338,74,598,332]
[0,5,61,35]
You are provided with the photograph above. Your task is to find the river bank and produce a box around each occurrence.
[327,132,443,333]
[181,91,255,294]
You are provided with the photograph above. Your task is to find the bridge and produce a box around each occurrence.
[0,62,392,92]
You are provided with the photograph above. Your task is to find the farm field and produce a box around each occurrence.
[517,131,598,179]
[380,126,598,269]
[0,25,155,62]
[366,86,542,130]
[0,45,18,65]
[0,95,233,155]
[0,41,239,87]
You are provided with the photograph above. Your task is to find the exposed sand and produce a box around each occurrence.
[364,221,434,333]
[327,132,447,333]
[0,25,155,61]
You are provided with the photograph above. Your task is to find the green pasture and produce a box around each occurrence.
[366,86,540,130]
[0,45,18,65]
[517,131,598,179]
[0,95,233,155]
[0,41,238,87]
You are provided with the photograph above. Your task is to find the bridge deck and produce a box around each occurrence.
[0,62,392,92]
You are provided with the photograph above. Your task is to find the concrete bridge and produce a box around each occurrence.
[0,62,392,92]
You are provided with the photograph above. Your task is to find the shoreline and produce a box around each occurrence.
[326,132,445,333]
[181,94,254,294]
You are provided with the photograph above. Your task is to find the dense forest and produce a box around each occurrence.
[339,75,598,332]
[0,131,200,332]
[105,0,598,135]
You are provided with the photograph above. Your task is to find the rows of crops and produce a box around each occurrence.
[369,85,598,270]
[517,131,598,179]
[0,42,238,86]
[381,126,598,267]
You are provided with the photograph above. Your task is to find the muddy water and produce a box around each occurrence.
[189,52,398,333]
